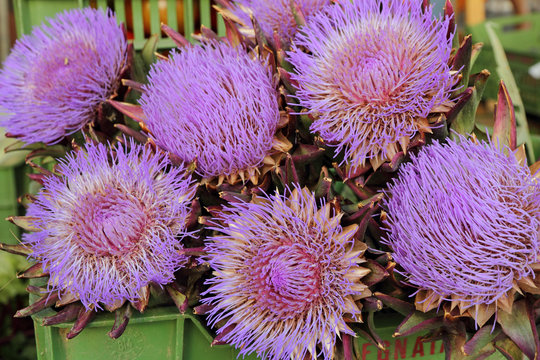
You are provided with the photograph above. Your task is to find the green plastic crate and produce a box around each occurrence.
[32,305,450,360]
[13,0,225,48]
[33,307,258,360]
[470,14,540,116]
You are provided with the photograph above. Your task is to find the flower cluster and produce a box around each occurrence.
[203,187,369,360]
[25,140,196,309]
[384,138,540,324]
[140,41,285,184]
[287,0,455,169]
[2,0,538,357]
[0,8,128,145]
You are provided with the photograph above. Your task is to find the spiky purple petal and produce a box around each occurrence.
[0,8,128,145]
[24,140,196,309]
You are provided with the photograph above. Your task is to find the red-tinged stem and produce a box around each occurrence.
[343,333,354,360]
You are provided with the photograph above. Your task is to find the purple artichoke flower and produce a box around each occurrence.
[202,187,370,360]
[231,0,330,44]
[0,8,128,145]
[287,0,456,170]
[140,41,286,185]
[384,138,540,325]
[24,140,196,309]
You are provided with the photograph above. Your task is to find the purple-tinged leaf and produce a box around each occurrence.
[17,262,47,279]
[108,304,132,339]
[362,260,389,287]
[223,17,242,47]
[497,299,539,360]
[42,303,83,326]
[121,79,144,93]
[131,285,150,313]
[193,304,214,315]
[66,308,95,339]
[374,292,414,316]
[166,283,188,314]
[343,333,354,360]
[463,325,500,356]
[446,87,473,125]
[290,0,306,27]
[452,35,472,92]
[161,24,190,48]
[444,0,455,41]
[212,324,235,346]
[291,144,326,163]
[114,124,147,143]
[107,100,146,122]
[395,311,443,338]
[15,292,59,318]
[492,81,517,151]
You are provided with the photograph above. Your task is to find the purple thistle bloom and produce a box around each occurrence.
[140,41,281,182]
[231,0,330,44]
[384,138,540,310]
[202,187,369,360]
[0,8,128,145]
[287,0,455,169]
[24,140,196,309]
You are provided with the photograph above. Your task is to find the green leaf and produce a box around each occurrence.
[497,299,539,360]
[450,70,490,137]
[495,337,525,360]
[131,34,160,84]
[463,325,500,357]
[24,146,66,164]
[0,252,28,304]
[250,14,268,49]
[485,22,534,161]
[470,42,484,70]
[141,34,159,67]
[0,129,29,168]
[453,35,472,95]
[314,167,332,199]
